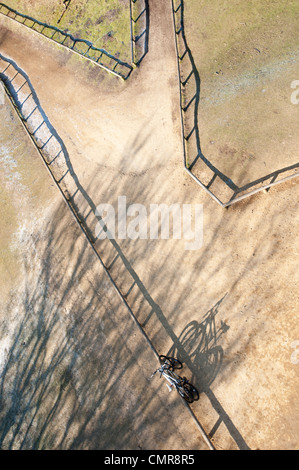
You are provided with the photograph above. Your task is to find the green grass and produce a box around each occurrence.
[4,0,131,61]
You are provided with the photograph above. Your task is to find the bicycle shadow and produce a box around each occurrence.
[0,51,251,450]
[166,296,250,449]
[167,296,229,393]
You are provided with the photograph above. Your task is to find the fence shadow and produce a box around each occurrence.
[0,52,250,450]
[0,2,133,80]
[172,0,238,193]
[172,0,299,207]
[130,0,150,66]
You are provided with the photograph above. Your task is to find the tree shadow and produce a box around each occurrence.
[0,51,253,450]
[0,200,187,450]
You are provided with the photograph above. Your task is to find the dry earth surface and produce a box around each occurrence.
[0,88,203,450]
[182,0,298,190]
[0,0,298,450]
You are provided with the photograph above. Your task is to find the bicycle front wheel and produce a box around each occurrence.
[159,355,183,370]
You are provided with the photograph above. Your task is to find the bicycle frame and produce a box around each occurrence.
[152,362,185,389]
[160,367,182,390]
[151,355,199,403]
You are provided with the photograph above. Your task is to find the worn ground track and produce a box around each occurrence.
[0,48,216,451]
[1,0,298,206]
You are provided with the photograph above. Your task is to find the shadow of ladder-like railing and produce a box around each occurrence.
[171,0,299,207]
[0,51,251,451]
[130,0,149,66]
[0,52,219,450]
[0,2,133,80]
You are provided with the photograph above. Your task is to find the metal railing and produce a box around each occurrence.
[129,0,149,66]
[1,0,295,209]
[0,2,133,80]
[0,53,215,449]
[0,50,159,362]
[171,0,298,207]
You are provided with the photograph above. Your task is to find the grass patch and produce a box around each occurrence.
[4,0,131,61]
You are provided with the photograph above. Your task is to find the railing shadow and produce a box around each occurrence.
[0,52,161,358]
[172,0,238,193]
[0,53,249,450]
[130,0,149,66]
[0,2,133,80]
[172,0,299,207]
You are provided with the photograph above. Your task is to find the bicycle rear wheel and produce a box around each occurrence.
[183,382,199,402]
[176,384,194,403]
[159,355,183,370]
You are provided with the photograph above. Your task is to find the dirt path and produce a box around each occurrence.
[0,88,207,450]
[0,0,298,450]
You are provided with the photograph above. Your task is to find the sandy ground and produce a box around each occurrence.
[0,90,205,450]
[0,0,298,450]
[180,0,299,192]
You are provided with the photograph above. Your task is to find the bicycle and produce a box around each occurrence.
[151,355,199,403]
